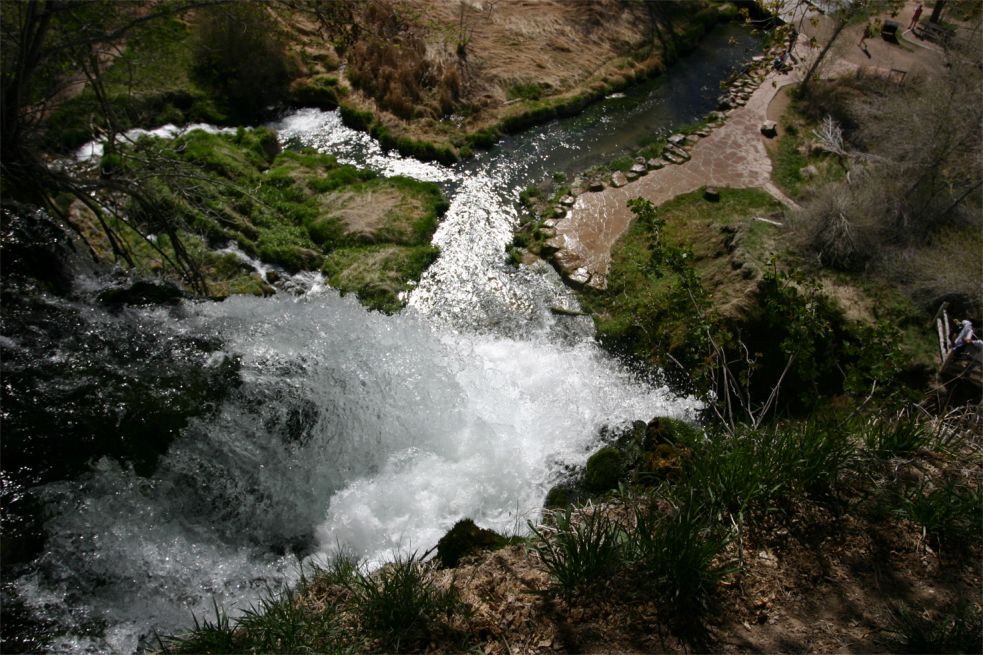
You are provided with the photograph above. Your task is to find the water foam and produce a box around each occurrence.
[17,293,696,652]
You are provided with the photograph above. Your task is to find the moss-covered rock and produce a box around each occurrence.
[643,416,703,450]
[436,519,508,568]
[633,417,700,486]
[583,446,625,494]
[543,483,582,510]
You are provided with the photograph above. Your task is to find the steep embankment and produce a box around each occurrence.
[282,0,740,161]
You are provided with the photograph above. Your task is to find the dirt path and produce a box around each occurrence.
[552,0,950,291]
[554,57,801,290]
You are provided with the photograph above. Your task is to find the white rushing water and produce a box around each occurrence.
[19,291,698,653]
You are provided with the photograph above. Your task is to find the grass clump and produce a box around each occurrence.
[347,553,467,652]
[893,478,983,548]
[682,421,855,520]
[860,413,931,458]
[529,505,626,600]
[630,491,734,619]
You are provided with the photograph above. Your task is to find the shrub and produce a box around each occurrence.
[192,3,290,121]
[529,504,625,599]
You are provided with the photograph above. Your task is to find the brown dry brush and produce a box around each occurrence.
[794,53,983,277]
[344,1,461,120]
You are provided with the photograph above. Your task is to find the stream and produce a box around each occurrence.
[3,24,759,654]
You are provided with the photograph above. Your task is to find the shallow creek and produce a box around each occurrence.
[6,24,758,653]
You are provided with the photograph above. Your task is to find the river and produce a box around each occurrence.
[4,24,758,654]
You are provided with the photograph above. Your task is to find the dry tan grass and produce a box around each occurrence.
[319,187,422,240]
[279,0,686,144]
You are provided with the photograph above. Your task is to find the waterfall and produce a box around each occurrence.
[8,24,760,652]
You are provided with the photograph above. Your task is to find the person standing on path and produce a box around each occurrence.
[909,2,923,30]
[859,23,872,50]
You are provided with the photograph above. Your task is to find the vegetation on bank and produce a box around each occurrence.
[162,404,981,654]
[305,0,743,163]
[72,128,447,311]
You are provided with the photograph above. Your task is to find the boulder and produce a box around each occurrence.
[668,133,688,146]
[265,270,281,284]
[643,416,703,450]
[666,144,690,161]
[695,127,712,137]
[760,120,778,138]
[663,151,687,165]
[630,162,648,176]
[436,519,507,568]
[543,218,559,229]
[552,245,586,274]
[583,446,625,494]
[610,171,628,188]
[544,484,579,509]
[646,158,665,170]
[586,273,608,291]
[625,171,639,182]
[98,280,184,306]
[685,134,701,146]
[588,179,605,192]
[559,195,576,206]
[718,95,734,110]
[540,235,566,256]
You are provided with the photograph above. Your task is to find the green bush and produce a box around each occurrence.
[192,3,290,121]
[529,505,625,599]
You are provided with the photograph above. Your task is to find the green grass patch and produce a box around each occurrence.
[85,129,445,305]
[771,101,848,199]
[507,82,546,101]
[579,189,782,372]
[322,244,439,313]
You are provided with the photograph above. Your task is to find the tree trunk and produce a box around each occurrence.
[929,0,946,24]
[800,17,849,95]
